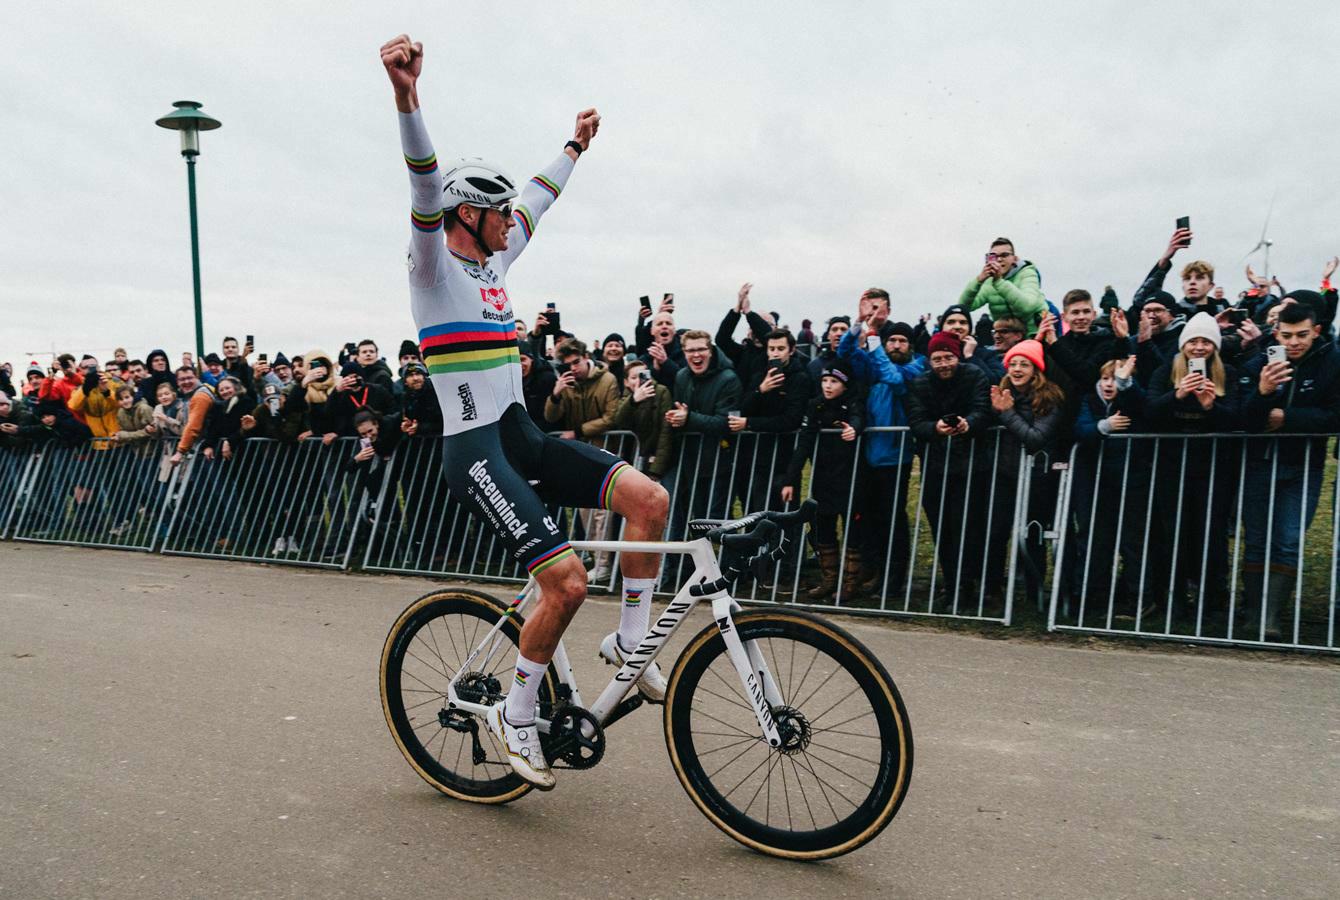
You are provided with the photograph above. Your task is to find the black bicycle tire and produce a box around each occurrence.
[380,587,558,804]
[664,609,912,860]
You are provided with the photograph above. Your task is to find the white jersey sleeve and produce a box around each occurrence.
[398,109,448,289]
[496,152,576,271]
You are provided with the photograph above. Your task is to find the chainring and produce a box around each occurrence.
[543,706,605,770]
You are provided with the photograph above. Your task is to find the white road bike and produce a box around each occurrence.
[379,500,913,860]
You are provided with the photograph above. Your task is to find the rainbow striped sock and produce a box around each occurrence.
[617,578,657,652]
[504,652,546,726]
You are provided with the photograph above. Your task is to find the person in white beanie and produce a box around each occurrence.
[1142,310,1247,635]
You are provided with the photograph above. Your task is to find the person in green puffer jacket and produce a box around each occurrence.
[959,236,1047,335]
[611,357,673,477]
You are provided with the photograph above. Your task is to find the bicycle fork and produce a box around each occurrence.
[711,596,784,749]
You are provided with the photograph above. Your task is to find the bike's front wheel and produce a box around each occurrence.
[664,610,912,860]
[380,588,558,804]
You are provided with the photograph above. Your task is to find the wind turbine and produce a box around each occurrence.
[1244,193,1276,283]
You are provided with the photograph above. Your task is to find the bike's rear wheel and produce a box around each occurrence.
[380,588,558,804]
[664,610,912,860]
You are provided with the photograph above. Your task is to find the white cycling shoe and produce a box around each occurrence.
[486,703,555,791]
[599,632,668,704]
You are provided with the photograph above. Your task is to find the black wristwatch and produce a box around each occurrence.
[564,140,585,156]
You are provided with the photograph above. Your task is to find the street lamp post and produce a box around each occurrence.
[155,100,222,363]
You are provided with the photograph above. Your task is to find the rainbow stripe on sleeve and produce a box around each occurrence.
[411,208,444,232]
[419,320,519,374]
[405,152,438,175]
[512,206,535,241]
[530,175,561,199]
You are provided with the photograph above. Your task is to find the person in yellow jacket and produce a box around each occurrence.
[67,363,125,450]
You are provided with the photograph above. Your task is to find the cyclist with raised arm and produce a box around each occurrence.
[381,34,669,791]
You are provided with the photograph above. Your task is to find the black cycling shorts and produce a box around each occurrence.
[441,403,631,577]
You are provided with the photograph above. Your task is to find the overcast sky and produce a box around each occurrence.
[2,1,1337,373]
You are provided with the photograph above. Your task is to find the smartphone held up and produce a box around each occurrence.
[1175,216,1191,248]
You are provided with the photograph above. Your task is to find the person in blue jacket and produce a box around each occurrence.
[838,303,927,599]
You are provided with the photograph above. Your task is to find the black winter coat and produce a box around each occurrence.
[716,309,773,391]
[399,382,444,436]
[781,393,864,513]
[905,365,992,472]
[1243,339,1340,466]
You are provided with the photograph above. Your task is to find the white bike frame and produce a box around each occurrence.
[443,534,787,748]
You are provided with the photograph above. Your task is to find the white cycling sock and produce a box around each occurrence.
[504,652,545,726]
[617,578,657,652]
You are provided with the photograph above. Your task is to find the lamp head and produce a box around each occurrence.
[155,100,221,157]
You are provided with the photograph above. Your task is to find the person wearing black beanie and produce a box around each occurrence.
[601,333,629,394]
[885,321,914,342]
[807,314,853,393]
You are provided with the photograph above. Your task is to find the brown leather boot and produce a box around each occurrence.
[806,544,840,600]
[839,548,864,601]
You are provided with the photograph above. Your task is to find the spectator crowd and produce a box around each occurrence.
[3,227,1339,642]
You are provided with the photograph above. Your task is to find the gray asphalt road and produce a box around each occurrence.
[1,542,1337,899]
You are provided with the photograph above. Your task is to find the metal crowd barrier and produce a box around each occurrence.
[659,427,1028,624]
[161,436,371,568]
[361,431,641,592]
[7,437,178,551]
[0,444,39,538]
[1048,433,1339,651]
[2,419,1337,654]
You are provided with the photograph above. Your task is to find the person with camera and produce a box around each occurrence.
[544,338,620,443]
[1239,302,1340,640]
[959,237,1047,336]
[67,358,124,450]
[220,336,256,397]
[611,357,673,478]
[351,339,396,391]
[716,282,775,391]
[905,332,992,604]
[1133,226,1227,321]
[330,361,394,436]
[1144,312,1246,632]
[731,329,810,504]
[37,355,82,412]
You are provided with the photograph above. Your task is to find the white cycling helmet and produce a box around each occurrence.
[440,158,519,211]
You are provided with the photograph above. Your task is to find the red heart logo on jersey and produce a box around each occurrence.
[480,287,510,311]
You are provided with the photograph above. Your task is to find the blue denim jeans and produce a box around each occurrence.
[1241,460,1324,569]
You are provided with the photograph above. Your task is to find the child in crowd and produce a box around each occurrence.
[779,362,863,600]
[1069,356,1151,620]
[111,385,156,456]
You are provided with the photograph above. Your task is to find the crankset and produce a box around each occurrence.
[542,706,605,770]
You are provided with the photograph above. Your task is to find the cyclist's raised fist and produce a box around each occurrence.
[572,108,601,150]
[380,34,423,91]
